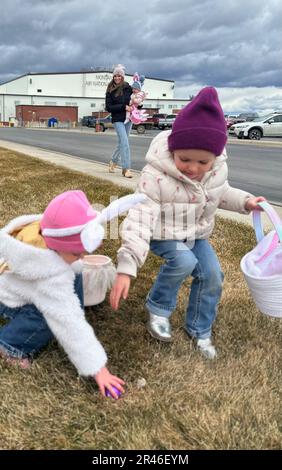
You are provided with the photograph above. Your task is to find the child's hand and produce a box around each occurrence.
[245,196,266,211]
[110,273,131,310]
[94,366,125,399]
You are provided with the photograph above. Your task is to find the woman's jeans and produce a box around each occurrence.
[0,274,84,359]
[111,121,132,169]
[146,240,223,339]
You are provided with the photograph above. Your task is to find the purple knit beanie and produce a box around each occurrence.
[168,87,227,156]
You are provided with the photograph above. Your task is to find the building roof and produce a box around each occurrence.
[0,70,174,86]
[0,91,186,103]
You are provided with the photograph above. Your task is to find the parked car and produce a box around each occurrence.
[132,116,155,134]
[157,114,177,130]
[225,113,252,129]
[96,115,113,132]
[152,113,167,128]
[81,116,96,127]
[96,114,154,134]
[237,112,259,122]
[225,115,238,128]
[229,113,282,140]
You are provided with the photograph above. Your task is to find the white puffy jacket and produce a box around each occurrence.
[0,214,107,376]
[117,130,252,277]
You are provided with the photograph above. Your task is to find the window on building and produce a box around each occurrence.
[90,103,96,107]
[14,101,20,105]
[37,89,42,92]
[65,102,77,106]
[44,102,57,105]
[146,104,151,108]
[29,79,32,84]
[168,105,173,109]
[159,105,165,109]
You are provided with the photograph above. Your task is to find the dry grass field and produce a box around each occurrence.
[0,148,281,450]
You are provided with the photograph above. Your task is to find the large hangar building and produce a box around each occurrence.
[0,69,189,124]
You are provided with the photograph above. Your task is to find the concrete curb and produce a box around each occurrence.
[1,138,281,232]
[228,136,282,148]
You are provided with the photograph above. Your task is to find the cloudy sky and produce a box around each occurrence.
[1,0,282,113]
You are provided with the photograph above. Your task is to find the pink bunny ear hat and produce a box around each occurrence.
[41,190,147,254]
[40,190,97,253]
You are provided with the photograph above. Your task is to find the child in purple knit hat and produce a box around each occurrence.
[110,86,266,359]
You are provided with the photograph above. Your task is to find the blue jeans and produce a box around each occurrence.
[0,274,84,359]
[145,240,224,339]
[111,121,132,169]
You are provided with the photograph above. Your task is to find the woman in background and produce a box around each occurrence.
[105,64,133,178]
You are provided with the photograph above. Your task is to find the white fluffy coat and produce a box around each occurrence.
[0,214,107,376]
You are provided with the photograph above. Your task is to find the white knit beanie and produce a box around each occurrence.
[113,64,125,77]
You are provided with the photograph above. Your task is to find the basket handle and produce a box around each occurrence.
[252,201,282,243]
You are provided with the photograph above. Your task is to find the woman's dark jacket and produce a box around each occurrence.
[105,83,132,123]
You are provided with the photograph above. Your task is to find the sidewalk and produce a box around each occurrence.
[0,138,281,231]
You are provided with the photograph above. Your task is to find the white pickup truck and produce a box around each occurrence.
[157,114,177,130]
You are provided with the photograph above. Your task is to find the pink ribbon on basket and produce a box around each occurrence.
[252,201,282,270]
[255,232,279,264]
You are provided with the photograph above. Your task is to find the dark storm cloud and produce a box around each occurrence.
[0,0,281,92]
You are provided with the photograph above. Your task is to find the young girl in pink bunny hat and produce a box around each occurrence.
[0,189,144,398]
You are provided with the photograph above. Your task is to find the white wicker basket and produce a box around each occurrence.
[240,202,282,318]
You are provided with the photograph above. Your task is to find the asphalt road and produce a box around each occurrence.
[0,127,281,204]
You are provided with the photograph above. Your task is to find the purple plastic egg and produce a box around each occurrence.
[105,385,122,398]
